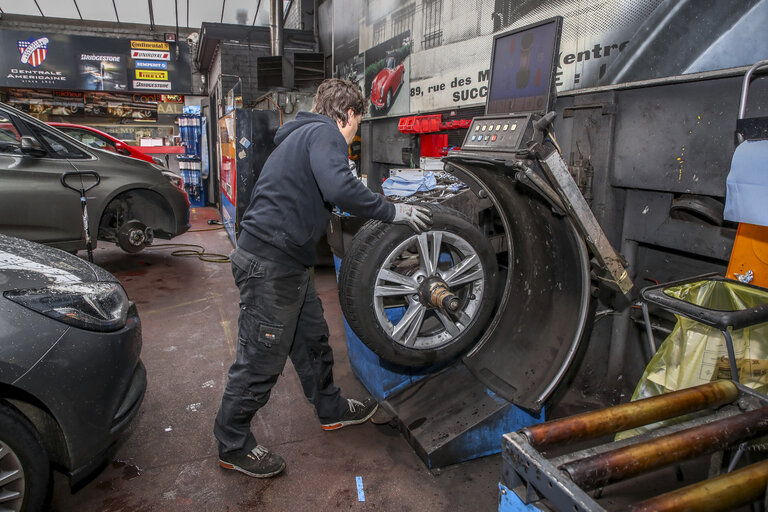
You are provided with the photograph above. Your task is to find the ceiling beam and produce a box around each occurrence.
[72,0,83,21]
[252,0,262,25]
[148,0,155,30]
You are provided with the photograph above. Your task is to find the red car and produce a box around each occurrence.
[48,122,160,165]
[371,57,405,111]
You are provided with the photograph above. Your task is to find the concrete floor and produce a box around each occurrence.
[50,207,501,511]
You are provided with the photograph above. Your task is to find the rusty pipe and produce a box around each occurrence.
[561,406,768,490]
[520,380,738,450]
[623,459,768,512]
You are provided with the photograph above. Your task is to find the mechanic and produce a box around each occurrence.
[214,78,432,478]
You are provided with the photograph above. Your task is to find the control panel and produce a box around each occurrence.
[460,113,536,153]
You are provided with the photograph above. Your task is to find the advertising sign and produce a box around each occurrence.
[0,30,191,93]
[133,80,172,90]
[130,40,170,51]
[135,60,168,70]
[130,50,171,61]
[334,0,768,114]
[135,70,169,81]
[78,53,127,91]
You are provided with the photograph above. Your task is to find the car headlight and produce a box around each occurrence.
[4,282,130,332]
[162,171,184,189]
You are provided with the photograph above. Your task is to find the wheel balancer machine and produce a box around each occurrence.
[338,17,632,469]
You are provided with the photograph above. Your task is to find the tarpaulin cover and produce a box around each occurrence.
[724,139,768,227]
[618,279,768,439]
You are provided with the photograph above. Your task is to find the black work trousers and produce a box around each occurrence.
[214,247,348,455]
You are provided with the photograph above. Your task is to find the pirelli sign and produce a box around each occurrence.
[135,69,169,81]
[130,40,170,51]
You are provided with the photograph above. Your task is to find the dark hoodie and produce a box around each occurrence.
[238,111,395,267]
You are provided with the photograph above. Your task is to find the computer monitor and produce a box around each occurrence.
[485,17,562,116]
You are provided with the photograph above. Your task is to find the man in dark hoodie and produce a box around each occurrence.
[214,78,431,478]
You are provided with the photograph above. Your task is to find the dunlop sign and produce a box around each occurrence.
[131,40,170,51]
[135,69,169,81]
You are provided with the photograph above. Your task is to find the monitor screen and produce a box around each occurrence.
[486,17,562,115]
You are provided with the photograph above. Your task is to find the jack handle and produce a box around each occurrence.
[61,171,100,194]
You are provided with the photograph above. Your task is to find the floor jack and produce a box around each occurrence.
[61,171,100,262]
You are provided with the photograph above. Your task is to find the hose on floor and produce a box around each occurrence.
[146,243,230,263]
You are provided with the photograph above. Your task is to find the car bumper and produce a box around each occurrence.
[11,303,146,485]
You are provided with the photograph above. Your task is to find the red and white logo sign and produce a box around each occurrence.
[130,49,170,61]
[18,37,49,68]
[133,80,172,90]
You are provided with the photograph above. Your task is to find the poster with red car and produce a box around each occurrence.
[364,31,411,118]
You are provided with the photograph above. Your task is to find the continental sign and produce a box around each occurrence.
[135,69,168,81]
[130,40,169,51]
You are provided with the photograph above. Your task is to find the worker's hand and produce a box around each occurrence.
[392,203,432,232]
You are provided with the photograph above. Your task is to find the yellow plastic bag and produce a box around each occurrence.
[617,279,768,440]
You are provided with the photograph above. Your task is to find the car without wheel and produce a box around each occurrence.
[0,234,146,512]
[0,102,190,254]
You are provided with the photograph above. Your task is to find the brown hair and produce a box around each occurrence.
[311,78,366,127]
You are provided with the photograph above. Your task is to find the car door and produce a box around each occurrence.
[0,109,93,248]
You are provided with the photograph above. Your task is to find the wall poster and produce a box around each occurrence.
[329,0,768,115]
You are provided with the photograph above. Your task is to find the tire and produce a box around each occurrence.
[0,402,51,512]
[339,205,498,367]
[385,90,392,109]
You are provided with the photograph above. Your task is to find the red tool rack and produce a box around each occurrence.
[398,114,471,157]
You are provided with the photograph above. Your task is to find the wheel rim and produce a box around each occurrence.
[0,440,25,512]
[373,230,486,350]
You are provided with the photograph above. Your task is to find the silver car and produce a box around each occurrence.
[0,234,145,511]
[0,102,190,253]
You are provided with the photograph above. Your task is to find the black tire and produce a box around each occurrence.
[339,205,498,367]
[0,402,51,512]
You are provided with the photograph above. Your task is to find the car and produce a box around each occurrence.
[0,233,146,511]
[0,102,190,254]
[47,122,164,166]
[371,57,405,111]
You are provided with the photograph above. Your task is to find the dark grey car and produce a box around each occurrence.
[0,102,190,254]
[0,234,145,511]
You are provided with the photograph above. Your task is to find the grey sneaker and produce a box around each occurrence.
[218,445,286,478]
[321,398,379,431]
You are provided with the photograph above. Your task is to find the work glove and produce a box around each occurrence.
[392,203,433,232]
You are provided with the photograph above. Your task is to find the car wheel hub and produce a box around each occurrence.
[0,440,25,512]
[117,220,154,253]
[373,230,486,350]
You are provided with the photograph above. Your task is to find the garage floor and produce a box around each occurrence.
[49,207,501,511]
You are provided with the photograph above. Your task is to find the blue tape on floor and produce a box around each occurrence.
[356,476,365,502]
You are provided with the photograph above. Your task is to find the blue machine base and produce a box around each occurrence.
[334,256,545,468]
[499,483,544,511]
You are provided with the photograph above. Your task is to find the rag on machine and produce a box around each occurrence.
[382,171,437,197]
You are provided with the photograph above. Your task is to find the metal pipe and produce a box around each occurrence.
[561,406,768,489]
[641,302,656,360]
[623,459,768,512]
[270,0,284,57]
[520,380,739,450]
[606,239,637,387]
